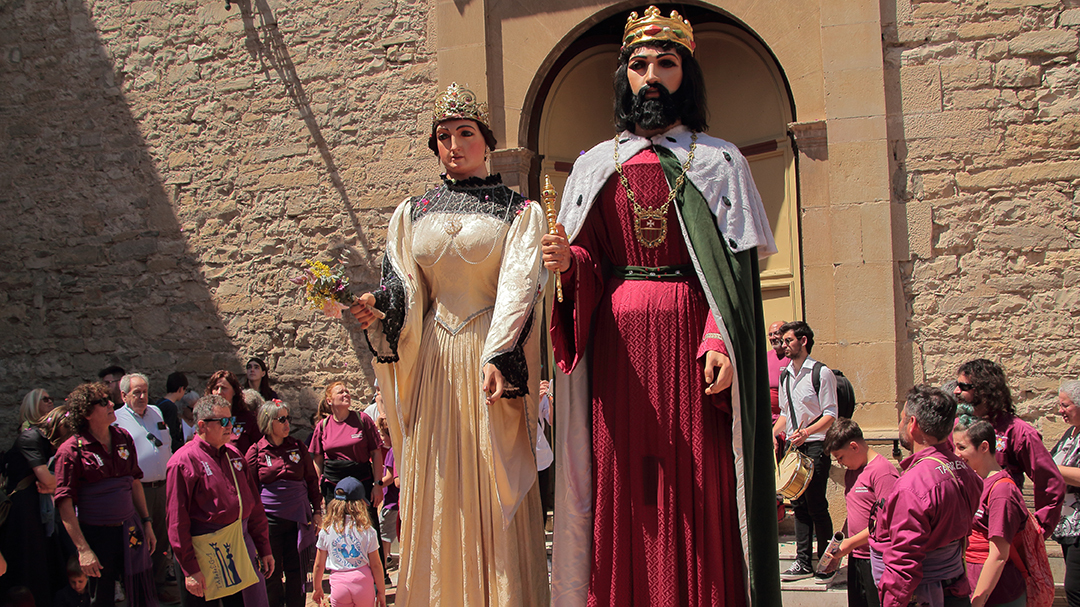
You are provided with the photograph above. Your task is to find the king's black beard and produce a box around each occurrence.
[629,84,681,132]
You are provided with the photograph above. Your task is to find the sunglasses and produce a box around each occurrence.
[956,381,975,392]
[274,415,290,424]
[90,398,111,409]
[203,416,236,427]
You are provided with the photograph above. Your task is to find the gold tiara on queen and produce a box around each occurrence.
[622,6,695,55]
[432,82,490,129]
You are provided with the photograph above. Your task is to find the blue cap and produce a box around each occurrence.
[334,477,367,503]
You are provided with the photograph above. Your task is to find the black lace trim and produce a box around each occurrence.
[442,173,504,188]
[490,311,533,399]
[409,181,530,224]
[363,255,406,363]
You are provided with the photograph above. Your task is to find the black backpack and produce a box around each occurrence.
[780,362,857,420]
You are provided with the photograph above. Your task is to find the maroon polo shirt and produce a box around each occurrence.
[229,408,261,456]
[54,426,143,505]
[245,435,322,512]
[308,410,381,465]
[166,435,271,577]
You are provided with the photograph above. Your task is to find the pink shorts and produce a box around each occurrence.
[329,566,375,607]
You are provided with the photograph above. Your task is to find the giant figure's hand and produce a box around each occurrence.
[541,224,572,273]
[349,293,379,329]
[482,363,505,406]
[704,350,733,395]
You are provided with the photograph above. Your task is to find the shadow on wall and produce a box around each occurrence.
[234,0,384,371]
[0,0,239,429]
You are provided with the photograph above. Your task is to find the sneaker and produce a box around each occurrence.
[781,561,814,582]
[813,570,836,584]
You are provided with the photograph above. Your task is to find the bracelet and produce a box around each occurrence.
[141,516,152,523]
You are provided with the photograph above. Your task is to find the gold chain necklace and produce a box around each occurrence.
[613,132,697,248]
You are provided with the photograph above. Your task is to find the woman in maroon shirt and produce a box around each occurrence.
[308,382,385,566]
[245,401,321,607]
[204,370,260,455]
[54,383,156,607]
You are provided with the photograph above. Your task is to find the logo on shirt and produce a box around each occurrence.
[996,432,1007,453]
[288,450,300,464]
[117,445,130,460]
[201,461,214,477]
[350,433,363,440]
[231,458,244,472]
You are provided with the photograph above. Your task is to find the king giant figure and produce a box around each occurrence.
[542,7,782,606]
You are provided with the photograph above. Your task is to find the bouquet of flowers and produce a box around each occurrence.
[291,259,355,319]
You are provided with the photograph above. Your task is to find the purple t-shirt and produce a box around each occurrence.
[383,447,398,509]
[844,453,899,559]
[966,469,1026,605]
[308,411,381,465]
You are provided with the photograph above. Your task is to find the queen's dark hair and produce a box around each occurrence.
[427,119,498,155]
[614,40,709,133]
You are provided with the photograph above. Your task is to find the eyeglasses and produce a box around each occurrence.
[956,381,975,392]
[41,396,53,404]
[203,416,236,427]
[274,415,290,424]
[768,338,782,345]
[90,399,111,409]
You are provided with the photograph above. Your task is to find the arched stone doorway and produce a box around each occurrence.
[529,9,803,324]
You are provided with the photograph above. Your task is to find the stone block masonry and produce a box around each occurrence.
[0,0,439,433]
[889,0,1080,438]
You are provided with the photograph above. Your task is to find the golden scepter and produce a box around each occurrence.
[541,175,564,302]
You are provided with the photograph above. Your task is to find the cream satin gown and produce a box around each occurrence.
[366,180,550,607]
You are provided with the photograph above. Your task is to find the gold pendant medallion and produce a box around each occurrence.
[633,207,667,248]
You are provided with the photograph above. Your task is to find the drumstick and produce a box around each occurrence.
[541,175,564,303]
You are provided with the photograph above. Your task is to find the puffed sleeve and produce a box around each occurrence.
[364,198,423,364]
[481,199,544,398]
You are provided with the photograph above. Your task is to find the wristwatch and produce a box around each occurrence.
[374,480,384,487]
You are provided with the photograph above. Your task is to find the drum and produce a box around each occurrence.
[776,448,814,500]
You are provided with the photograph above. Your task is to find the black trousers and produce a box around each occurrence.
[82,524,124,607]
[265,517,304,607]
[848,556,880,607]
[175,558,247,607]
[792,440,833,566]
[1063,539,1080,606]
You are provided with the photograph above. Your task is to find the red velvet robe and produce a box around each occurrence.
[552,148,746,606]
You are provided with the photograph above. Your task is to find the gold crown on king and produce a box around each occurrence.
[622,6,695,55]
[432,82,490,128]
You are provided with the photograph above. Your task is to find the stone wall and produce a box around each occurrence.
[0,0,439,433]
[888,0,1080,438]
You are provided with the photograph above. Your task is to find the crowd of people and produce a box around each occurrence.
[0,365,402,607]
[767,317,1077,607]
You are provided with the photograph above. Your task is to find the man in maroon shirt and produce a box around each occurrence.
[870,386,982,607]
[166,395,273,607]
